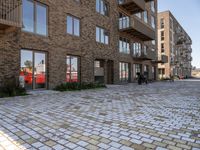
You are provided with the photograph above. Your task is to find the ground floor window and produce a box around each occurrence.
[134,64,142,79]
[66,55,80,82]
[20,49,46,90]
[119,62,129,82]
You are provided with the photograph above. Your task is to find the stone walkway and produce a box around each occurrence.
[0,80,200,150]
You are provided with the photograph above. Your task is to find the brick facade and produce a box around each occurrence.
[0,0,158,89]
[157,11,192,79]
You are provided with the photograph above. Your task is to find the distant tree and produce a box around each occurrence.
[24,60,33,70]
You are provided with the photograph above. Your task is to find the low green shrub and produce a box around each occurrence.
[54,82,106,91]
[0,77,27,98]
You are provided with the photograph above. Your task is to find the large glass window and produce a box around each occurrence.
[96,0,109,16]
[66,56,80,82]
[143,11,148,23]
[67,15,80,36]
[134,64,142,79]
[20,50,46,89]
[132,42,142,56]
[119,62,129,82]
[119,13,130,29]
[119,37,130,54]
[135,12,142,19]
[23,0,34,33]
[22,0,48,36]
[96,27,109,44]
[150,1,155,12]
[151,16,155,29]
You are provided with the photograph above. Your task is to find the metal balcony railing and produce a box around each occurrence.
[132,49,156,60]
[119,16,155,41]
[0,0,22,30]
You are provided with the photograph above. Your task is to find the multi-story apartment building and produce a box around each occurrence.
[0,0,162,90]
[157,11,192,79]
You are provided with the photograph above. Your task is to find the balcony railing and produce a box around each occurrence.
[118,0,145,14]
[132,49,156,60]
[119,16,155,41]
[153,55,168,63]
[0,0,22,30]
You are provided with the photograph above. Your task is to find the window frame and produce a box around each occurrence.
[96,26,109,45]
[22,0,48,36]
[66,14,81,37]
[96,0,109,16]
[66,55,81,83]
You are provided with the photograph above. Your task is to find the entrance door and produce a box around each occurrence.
[34,52,46,89]
[107,60,114,84]
[20,50,47,90]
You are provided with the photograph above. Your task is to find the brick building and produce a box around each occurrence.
[0,0,160,90]
[157,11,192,79]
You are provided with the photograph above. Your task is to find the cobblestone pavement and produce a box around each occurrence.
[0,80,200,150]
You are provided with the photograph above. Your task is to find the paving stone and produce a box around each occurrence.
[0,81,199,150]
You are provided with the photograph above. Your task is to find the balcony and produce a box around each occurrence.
[132,49,156,60]
[118,0,145,14]
[0,0,22,31]
[119,16,155,41]
[153,55,168,63]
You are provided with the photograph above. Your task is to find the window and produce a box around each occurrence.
[143,11,148,23]
[119,62,129,82]
[20,49,47,90]
[67,15,80,36]
[66,55,80,83]
[96,0,109,16]
[152,66,155,74]
[96,27,109,44]
[144,45,147,55]
[135,13,142,19]
[22,0,48,36]
[161,43,164,53]
[134,64,142,78]
[152,40,155,45]
[151,16,155,29]
[160,18,164,29]
[161,31,164,41]
[119,13,130,29]
[119,37,130,54]
[150,1,155,12]
[132,42,142,56]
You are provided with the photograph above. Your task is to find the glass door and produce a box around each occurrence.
[20,50,47,90]
[34,52,46,89]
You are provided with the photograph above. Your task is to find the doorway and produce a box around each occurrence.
[107,60,114,84]
[20,49,47,90]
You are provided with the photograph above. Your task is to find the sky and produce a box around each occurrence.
[158,0,200,68]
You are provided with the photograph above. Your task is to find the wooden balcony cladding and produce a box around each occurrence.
[0,0,22,30]
[119,16,155,41]
[118,0,145,14]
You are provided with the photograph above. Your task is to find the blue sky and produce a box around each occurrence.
[158,0,200,68]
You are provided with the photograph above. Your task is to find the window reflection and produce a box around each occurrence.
[66,56,80,82]
[20,50,46,89]
[20,50,33,90]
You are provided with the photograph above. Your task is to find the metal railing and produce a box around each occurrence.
[0,0,22,28]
